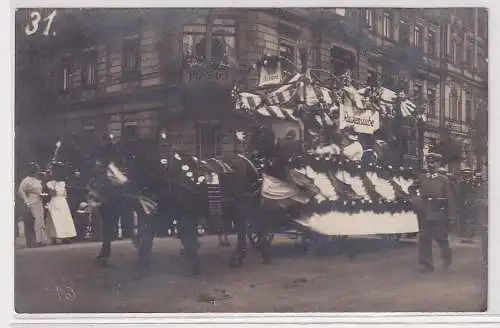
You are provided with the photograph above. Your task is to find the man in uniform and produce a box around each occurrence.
[414,152,456,273]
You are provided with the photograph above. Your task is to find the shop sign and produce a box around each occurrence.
[182,66,232,87]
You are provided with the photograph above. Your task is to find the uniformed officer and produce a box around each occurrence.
[414,152,456,273]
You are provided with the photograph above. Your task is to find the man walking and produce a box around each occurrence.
[413,152,456,273]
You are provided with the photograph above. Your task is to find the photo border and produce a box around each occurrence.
[5,0,498,326]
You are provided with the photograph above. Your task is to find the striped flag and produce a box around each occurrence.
[266,84,298,105]
[238,92,263,110]
[255,106,298,121]
[298,84,334,106]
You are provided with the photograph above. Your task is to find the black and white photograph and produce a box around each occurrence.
[13,7,489,315]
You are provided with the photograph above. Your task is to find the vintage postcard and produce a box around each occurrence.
[13,6,488,318]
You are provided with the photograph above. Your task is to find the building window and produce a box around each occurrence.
[212,18,237,66]
[182,19,207,62]
[331,46,356,78]
[399,17,410,44]
[465,94,473,122]
[454,38,463,66]
[361,9,374,29]
[427,81,437,117]
[414,25,424,49]
[81,48,97,87]
[122,37,140,80]
[279,41,296,74]
[450,38,457,63]
[466,41,474,69]
[449,89,462,122]
[428,29,437,58]
[60,58,71,91]
[383,12,392,39]
[478,9,488,39]
[182,18,237,66]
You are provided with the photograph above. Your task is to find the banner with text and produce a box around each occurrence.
[339,103,380,134]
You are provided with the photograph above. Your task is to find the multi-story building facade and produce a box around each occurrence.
[14,8,488,171]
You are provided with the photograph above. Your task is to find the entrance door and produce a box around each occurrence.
[197,123,219,159]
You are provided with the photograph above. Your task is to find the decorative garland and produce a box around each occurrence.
[308,197,414,215]
[281,153,418,180]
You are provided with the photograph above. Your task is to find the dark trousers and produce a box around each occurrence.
[176,210,201,254]
[22,208,36,247]
[97,200,121,259]
[458,206,477,238]
[418,214,451,267]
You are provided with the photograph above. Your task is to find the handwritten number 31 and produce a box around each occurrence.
[25,10,57,36]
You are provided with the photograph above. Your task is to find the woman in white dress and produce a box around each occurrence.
[45,163,77,243]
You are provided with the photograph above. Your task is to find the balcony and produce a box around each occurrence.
[446,119,470,135]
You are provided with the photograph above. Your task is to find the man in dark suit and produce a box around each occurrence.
[413,152,456,273]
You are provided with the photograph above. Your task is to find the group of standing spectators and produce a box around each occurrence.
[16,161,89,248]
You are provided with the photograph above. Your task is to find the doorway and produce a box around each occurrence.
[196,122,220,159]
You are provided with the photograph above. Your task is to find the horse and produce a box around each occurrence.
[80,138,161,277]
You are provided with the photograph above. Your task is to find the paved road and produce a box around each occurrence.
[15,235,485,313]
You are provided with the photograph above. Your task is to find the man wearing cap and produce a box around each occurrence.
[413,152,456,272]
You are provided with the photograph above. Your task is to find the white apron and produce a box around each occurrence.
[46,181,77,239]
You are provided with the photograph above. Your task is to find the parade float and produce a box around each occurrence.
[231,55,424,236]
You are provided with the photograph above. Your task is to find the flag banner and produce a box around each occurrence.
[358,87,417,118]
[339,103,380,134]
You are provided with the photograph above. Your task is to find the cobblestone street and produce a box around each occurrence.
[15,234,485,313]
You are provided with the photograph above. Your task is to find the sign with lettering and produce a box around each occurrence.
[182,67,232,87]
[339,103,380,134]
[258,60,283,87]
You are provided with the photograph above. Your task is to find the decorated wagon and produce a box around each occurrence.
[231,55,424,240]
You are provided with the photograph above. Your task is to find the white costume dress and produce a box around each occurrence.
[46,180,77,239]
